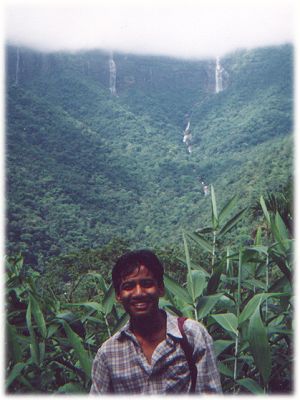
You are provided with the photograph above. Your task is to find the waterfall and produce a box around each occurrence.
[15,47,20,86]
[183,120,192,153]
[215,56,223,94]
[200,180,210,196]
[109,53,117,96]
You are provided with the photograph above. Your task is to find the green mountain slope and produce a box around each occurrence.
[5,44,293,267]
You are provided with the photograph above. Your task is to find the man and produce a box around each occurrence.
[90,249,222,394]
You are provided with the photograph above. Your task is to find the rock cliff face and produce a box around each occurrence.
[6,46,216,95]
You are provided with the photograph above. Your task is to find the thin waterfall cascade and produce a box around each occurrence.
[200,180,210,196]
[215,57,223,93]
[109,53,117,96]
[215,56,229,93]
[183,120,192,154]
[15,47,20,86]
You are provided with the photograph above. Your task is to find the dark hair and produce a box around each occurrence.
[112,249,164,293]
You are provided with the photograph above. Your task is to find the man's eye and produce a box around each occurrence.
[121,282,135,290]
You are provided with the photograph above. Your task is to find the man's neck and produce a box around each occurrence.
[130,309,166,341]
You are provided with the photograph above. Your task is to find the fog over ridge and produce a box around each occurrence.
[5,0,294,59]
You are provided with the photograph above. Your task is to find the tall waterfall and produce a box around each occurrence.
[109,53,117,95]
[215,56,223,93]
[183,120,192,153]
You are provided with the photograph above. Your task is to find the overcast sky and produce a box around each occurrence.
[4,0,296,59]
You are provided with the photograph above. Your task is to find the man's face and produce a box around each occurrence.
[116,265,164,319]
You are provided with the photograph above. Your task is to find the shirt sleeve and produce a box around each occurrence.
[186,320,222,394]
[90,347,112,394]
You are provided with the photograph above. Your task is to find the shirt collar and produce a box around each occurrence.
[116,310,183,341]
[166,311,183,339]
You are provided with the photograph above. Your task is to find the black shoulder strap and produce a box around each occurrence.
[178,317,197,393]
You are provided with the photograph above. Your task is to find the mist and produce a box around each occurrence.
[5,0,295,59]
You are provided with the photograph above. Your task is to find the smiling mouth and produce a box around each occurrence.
[131,302,149,309]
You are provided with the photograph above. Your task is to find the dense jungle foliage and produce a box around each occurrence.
[5,43,293,393]
[6,189,293,393]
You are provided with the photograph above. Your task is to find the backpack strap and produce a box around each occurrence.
[178,317,197,393]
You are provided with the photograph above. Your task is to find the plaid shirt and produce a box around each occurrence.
[90,311,222,394]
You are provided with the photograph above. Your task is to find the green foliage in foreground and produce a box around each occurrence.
[6,189,293,393]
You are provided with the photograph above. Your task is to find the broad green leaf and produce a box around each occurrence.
[64,301,103,313]
[185,231,213,254]
[239,294,268,325]
[218,207,247,237]
[187,270,206,301]
[164,274,193,304]
[237,250,242,317]
[271,213,291,252]
[6,362,26,389]
[6,323,22,363]
[260,196,271,226]
[275,211,289,241]
[248,306,271,386]
[84,316,105,325]
[55,312,79,321]
[197,293,223,319]
[219,195,237,225]
[182,306,194,319]
[237,378,264,394]
[30,295,47,339]
[14,334,31,346]
[159,298,173,308]
[213,339,234,357]
[57,382,86,393]
[62,321,92,378]
[211,313,238,336]
[103,283,116,315]
[182,231,192,275]
[86,272,107,292]
[39,342,45,364]
[239,292,288,324]
[26,301,39,365]
[243,278,266,291]
[268,327,293,336]
[255,226,262,246]
[211,185,219,229]
[245,245,269,256]
[218,361,234,378]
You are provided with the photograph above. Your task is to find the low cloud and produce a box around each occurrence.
[5,0,294,58]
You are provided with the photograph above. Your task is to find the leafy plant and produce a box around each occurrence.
[5,255,126,393]
[6,189,293,393]
[163,188,293,393]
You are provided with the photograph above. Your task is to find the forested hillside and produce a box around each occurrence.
[6,44,294,394]
[5,44,293,268]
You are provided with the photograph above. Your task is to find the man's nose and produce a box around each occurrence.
[133,284,144,296]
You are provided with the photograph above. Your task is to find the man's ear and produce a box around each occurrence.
[115,292,121,303]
